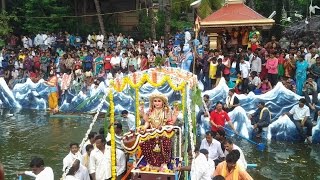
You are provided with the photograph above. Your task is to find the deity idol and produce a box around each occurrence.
[122,93,179,171]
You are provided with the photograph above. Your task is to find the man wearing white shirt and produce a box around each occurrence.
[305,47,319,68]
[89,135,111,180]
[22,36,29,49]
[81,132,97,154]
[96,34,104,49]
[63,143,83,172]
[223,139,247,169]
[105,138,126,179]
[176,147,215,180]
[72,159,90,180]
[249,52,261,74]
[121,110,136,131]
[190,149,215,180]
[110,52,121,74]
[200,131,225,165]
[240,57,250,93]
[284,98,313,144]
[17,157,54,180]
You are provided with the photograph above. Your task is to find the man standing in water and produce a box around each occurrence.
[89,135,111,180]
[45,68,58,114]
[210,102,237,134]
[249,102,271,137]
[17,157,54,180]
[223,139,247,169]
[214,150,253,179]
[63,143,83,173]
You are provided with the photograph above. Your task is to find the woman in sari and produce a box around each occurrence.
[295,55,309,95]
[283,54,296,78]
[45,69,59,113]
[94,53,103,76]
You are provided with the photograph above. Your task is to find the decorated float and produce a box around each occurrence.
[107,67,200,179]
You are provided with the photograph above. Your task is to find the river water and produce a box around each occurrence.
[0,109,320,180]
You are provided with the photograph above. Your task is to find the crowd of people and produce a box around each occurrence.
[2,27,320,180]
[1,30,320,99]
[16,123,254,180]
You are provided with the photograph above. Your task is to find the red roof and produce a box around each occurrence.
[201,3,274,27]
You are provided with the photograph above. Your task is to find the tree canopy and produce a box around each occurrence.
[0,0,320,37]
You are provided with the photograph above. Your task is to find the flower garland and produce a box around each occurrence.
[186,85,195,159]
[108,90,117,180]
[135,87,140,128]
[181,87,186,118]
[113,74,187,92]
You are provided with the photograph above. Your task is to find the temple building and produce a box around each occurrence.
[200,0,275,50]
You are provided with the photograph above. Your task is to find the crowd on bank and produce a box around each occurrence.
[1,31,320,99]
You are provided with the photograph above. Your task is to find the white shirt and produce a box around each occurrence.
[305,53,319,68]
[63,152,83,172]
[0,55,3,68]
[116,149,126,176]
[121,57,128,69]
[89,146,111,180]
[224,144,247,169]
[115,72,123,79]
[74,164,90,180]
[249,56,262,73]
[86,35,92,46]
[81,140,93,155]
[122,113,136,131]
[110,56,121,67]
[240,61,250,78]
[25,167,54,180]
[65,175,79,180]
[199,138,225,161]
[22,36,29,48]
[250,76,261,86]
[190,153,214,180]
[106,133,124,150]
[289,104,310,121]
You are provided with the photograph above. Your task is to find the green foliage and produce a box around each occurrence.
[137,9,152,39]
[197,0,223,19]
[0,12,16,36]
[154,54,166,67]
[137,9,192,39]
[191,87,203,107]
[22,0,73,33]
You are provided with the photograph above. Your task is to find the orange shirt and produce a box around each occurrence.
[214,161,253,180]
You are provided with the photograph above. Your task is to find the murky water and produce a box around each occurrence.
[0,109,320,180]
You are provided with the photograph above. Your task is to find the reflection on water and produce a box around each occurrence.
[1,110,320,180]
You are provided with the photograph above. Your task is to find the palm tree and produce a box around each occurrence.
[164,0,171,45]
[1,0,5,12]
[93,0,106,37]
[150,6,156,39]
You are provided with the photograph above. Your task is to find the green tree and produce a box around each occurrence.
[22,0,72,33]
[0,12,13,36]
